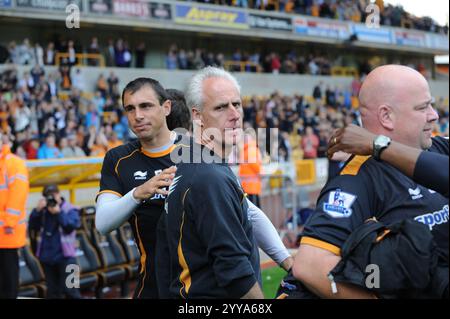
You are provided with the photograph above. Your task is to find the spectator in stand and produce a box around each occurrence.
[106,131,122,150]
[34,43,44,67]
[88,37,100,66]
[166,49,178,70]
[85,103,101,131]
[7,41,19,64]
[270,53,281,74]
[96,74,108,98]
[351,75,362,97]
[107,71,119,98]
[71,68,83,92]
[60,134,86,158]
[30,64,45,86]
[44,42,56,66]
[37,134,63,159]
[114,39,125,67]
[104,39,115,67]
[123,42,132,68]
[18,39,34,66]
[178,49,188,70]
[66,40,77,67]
[59,60,72,91]
[88,131,108,157]
[135,41,146,68]
[301,126,320,159]
[313,81,323,103]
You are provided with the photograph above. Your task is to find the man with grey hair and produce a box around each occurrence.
[159,67,264,298]
[291,65,448,298]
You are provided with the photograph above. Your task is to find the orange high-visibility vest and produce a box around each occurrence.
[239,140,262,195]
[0,145,29,248]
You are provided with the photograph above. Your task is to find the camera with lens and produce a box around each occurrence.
[46,195,58,208]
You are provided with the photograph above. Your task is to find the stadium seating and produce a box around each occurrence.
[18,245,47,298]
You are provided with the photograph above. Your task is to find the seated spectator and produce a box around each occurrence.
[23,135,40,159]
[301,126,319,159]
[60,135,86,158]
[107,131,122,150]
[37,134,63,159]
[88,131,108,157]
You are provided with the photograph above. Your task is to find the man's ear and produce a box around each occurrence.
[163,99,171,117]
[378,104,394,131]
[192,107,202,126]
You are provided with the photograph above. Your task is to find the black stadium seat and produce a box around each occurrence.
[81,206,130,297]
[18,245,46,298]
[117,223,140,280]
[74,230,101,295]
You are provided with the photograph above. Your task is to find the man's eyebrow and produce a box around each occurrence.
[413,97,435,109]
[138,102,155,107]
[214,102,229,109]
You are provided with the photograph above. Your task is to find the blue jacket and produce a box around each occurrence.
[28,199,80,264]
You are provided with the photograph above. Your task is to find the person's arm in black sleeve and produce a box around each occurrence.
[58,207,81,234]
[328,125,449,197]
[414,151,449,198]
[187,172,263,299]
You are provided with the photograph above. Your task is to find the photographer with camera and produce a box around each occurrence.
[28,184,82,299]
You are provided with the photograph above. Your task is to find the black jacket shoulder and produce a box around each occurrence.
[429,136,449,155]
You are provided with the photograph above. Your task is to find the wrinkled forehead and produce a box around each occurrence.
[203,78,241,106]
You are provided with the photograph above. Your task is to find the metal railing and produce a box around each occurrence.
[55,53,105,67]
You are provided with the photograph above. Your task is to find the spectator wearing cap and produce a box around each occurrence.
[37,134,63,159]
[28,184,81,299]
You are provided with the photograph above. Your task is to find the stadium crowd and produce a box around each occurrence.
[166,45,334,75]
[0,64,448,163]
[3,37,433,79]
[183,0,448,34]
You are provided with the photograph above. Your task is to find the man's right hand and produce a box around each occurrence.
[133,166,177,201]
[36,198,47,212]
[327,124,376,159]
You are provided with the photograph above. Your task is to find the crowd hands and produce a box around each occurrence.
[184,0,448,34]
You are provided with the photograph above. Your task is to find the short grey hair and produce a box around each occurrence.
[185,66,241,110]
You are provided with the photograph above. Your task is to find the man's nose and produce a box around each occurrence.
[228,104,241,121]
[428,105,439,123]
[135,107,144,120]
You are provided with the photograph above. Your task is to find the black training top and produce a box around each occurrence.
[98,135,183,298]
[159,142,261,298]
[302,138,449,266]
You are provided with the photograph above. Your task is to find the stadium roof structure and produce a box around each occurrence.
[26,157,103,203]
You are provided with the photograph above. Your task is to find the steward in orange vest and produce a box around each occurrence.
[0,135,29,298]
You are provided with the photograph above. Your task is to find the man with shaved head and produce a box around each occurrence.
[290,65,448,298]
